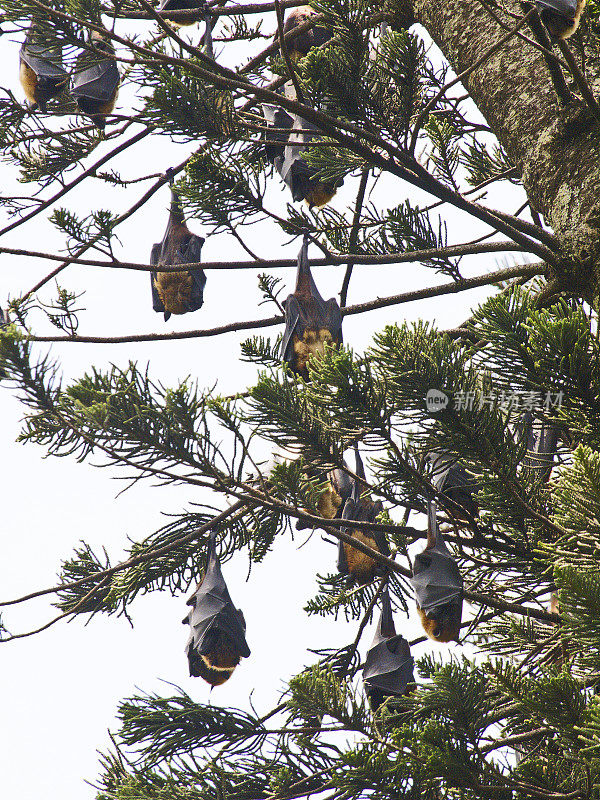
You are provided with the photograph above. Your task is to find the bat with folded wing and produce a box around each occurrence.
[71,29,120,130]
[363,588,415,710]
[338,448,388,585]
[19,25,68,112]
[281,235,342,380]
[411,501,463,643]
[183,532,250,686]
[150,174,206,321]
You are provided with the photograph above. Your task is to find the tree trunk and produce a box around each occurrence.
[410,0,600,301]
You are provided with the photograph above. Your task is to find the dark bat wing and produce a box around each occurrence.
[363,591,415,706]
[411,528,463,613]
[184,536,251,670]
[150,243,165,313]
[426,451,477,518]
[323,298,343,345]
[72,59,119,101]
[281,294,301,366]
[518,411,559,482]
[535,0,578,17]
[178,233,206,312]
[262,104,295,164]
[20,42,67,80]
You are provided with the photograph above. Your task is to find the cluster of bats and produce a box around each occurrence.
[182,374,561,711]
[19,25,120,129]
[17,2,574,704]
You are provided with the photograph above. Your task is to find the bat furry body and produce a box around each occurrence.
[183,533,250,687]
[150,182,206,321]
[19,27,68,112]
[282,5,333,61]
[281,235,342,379]
[412,502,463,643]
[338,448,388,585]
[535,0,587,38]
[71,30,120,129]
[363,589,415,710]
[296,462,353,531]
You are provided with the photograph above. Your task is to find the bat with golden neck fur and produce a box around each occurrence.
[71,29,120,130]
[183,532,250,686]
[19,24,68,113]
[150,172,206,321]
[412,500,463,643]
[281,234,342,379]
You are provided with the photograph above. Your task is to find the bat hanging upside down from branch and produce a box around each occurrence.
[281,234,342,379]
[295,457,354,531]
[363,587,415,711]
[183,532,250,686]
[19,24,68,112]
[411,500,463,643]
[337,447,389,586]
[150,172,207,321]
[71,29,120,130]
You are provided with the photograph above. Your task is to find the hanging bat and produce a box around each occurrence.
[158,0,204,26]
[338,448,388,585]
[19,25,68,112]
[150,178,206,321]
[281,5,333,61]
[411,501,463,643]
[296,458,354,531]
[183,532,250,686]
[262,105,339,207]
[535,0,587,39]
[425,451,478,521]
[71,30,120,130]
[519,411,560,484]
[363,588,415,711]
[281,234,342,379]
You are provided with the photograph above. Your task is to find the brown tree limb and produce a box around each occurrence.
[23,263,544,344]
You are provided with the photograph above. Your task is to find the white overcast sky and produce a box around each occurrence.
[0,12,527,799]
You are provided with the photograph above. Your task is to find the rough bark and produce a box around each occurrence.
[409,0,600,301]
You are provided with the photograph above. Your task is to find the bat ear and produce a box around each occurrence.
[163,310,171,322]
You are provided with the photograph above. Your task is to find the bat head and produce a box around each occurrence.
[283,6,333,59]
[417,602,462,643]
[304,183,337,208]
[90,29,115,54]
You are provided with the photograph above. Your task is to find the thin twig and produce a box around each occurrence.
[340,169,369,308]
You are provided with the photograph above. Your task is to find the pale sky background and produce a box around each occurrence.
[0,11,528,799]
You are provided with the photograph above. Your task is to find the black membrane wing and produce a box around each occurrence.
[363,590,415,709]
[518,411,560,483]
[183,534,250,676]
[178,234,207,312]
[20,39,67,80]
[72,58,119,102]
[262,103,294,165]
[535,0,578,17]
[426,451,478,519]
[411,503,463,614]
[149,243,165,313]
[281,294,302,368]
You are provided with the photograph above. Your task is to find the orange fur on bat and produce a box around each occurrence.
[417,606,461,644]
[542,0,587,38]
[153,271,193,315]
[343,530,382,585]
[292,328,335,379]
[305,185,336,208]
